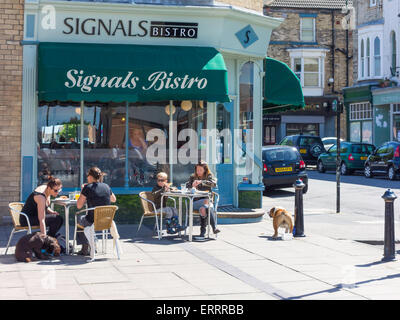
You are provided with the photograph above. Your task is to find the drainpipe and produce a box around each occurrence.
[331,10,336,94]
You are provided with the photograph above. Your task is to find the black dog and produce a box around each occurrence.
[15,232,61,263]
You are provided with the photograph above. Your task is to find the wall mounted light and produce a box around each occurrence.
[165,104,176,115]
[181,100,192,111]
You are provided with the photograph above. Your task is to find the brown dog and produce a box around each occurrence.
[15,232,61,263]
[269,207,294,239]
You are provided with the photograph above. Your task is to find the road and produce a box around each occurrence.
[262,168,400,243]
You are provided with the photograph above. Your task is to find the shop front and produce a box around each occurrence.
[344,84,375,145]
[372,86,400,146]
[22,1,282,210]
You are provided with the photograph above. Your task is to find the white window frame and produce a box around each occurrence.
[300,17,316,42]
[373,36,381,77]
[288,48,328,97]
[349,102,372,121]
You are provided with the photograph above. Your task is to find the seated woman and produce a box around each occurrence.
[76,167,117,255]
[152,172,185,234]
[21,176,64,237]
[186,161,220,238]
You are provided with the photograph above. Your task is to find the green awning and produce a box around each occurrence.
[38,42,230,103]
[263,57,305,113]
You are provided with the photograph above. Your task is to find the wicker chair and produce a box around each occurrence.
[72,205,119,260]
[137,191,176,240]
[4,202,41,255]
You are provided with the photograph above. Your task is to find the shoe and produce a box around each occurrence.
[213,228,221,234]
[199,216,207,238]
[77,244,90,256]
[210,212,220,234]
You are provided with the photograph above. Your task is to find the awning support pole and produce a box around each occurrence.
[125,102,129,188]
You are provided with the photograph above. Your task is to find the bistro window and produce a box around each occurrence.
[37,100,208,190]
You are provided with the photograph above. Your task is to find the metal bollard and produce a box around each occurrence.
[293,179,306,238]
[382,189,397,262]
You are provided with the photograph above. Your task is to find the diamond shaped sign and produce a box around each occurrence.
[235,25,259,49]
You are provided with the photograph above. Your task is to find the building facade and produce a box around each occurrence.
[263,0,353,145]
[0,0,24,224]
[343,0,400,148]
[0,0,287,222]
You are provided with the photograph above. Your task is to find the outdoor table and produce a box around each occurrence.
[160,190,210,242]
[52,198,77,255]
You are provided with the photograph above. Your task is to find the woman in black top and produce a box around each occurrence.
[185,161,220,238]
[76,167,116,255]
[21,177,64,237]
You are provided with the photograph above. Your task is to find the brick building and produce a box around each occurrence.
[263,0,353,144]
[0,0,24,223]
[0,0,288,223]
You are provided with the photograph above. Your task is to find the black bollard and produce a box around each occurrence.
[293,179,306,237]
[382,189,397,262]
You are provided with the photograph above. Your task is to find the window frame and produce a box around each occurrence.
[300,17,316,43]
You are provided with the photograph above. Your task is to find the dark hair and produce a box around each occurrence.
[194,161,213,179]
[87,167,106,182]
[46,176,62,189]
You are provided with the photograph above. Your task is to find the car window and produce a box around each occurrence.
[324,139,335,145]
[351,145,363,153]
[299,137,321,147]
[363,145,375,154]
[388,145,395,154]
[280,137,289,146]
[264,149,298,162]
[340,145,348,153]
[376,145,387,154]
[328,145,337,153]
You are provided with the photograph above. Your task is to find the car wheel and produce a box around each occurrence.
[340,162,348,175]
[317,160,326,173]
[302,184,308,194]
[364,164,373,178]
[388,166,396,181]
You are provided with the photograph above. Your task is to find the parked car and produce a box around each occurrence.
[364,141,400,180]
[317,142,375,175]
[321,137,344,151]
[278,135,325,166]
[262,146,308,193]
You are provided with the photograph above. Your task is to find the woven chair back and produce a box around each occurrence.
[93,205,118,232]
[139,192,156,214]
[8,202,24,227]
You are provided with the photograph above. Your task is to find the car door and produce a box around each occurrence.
[371,144,387,173]
[384,144,395,171]
[325,144,337,169]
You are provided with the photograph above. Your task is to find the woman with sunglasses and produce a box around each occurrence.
[21,176,64,237]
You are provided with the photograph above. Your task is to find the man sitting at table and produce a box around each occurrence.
[152,172,185,234]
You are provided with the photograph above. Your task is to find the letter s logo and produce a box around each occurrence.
[244,30,251,44]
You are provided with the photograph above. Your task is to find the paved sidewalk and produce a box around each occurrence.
[0,216,399,300]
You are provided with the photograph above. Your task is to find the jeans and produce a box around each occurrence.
[21,214,63,238]
[76,215,93,245]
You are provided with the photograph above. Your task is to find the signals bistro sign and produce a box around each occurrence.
[65,69,208,93]
[63,17,199,39]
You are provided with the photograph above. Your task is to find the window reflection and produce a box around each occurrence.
[239,61,254,180]
[37,104,81,188]
[128,103,170,187]
[83,105,127,187]
[173,100,208,186]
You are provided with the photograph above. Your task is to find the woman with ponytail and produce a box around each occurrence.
[76,167,116,255]
[21,176,64,237]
